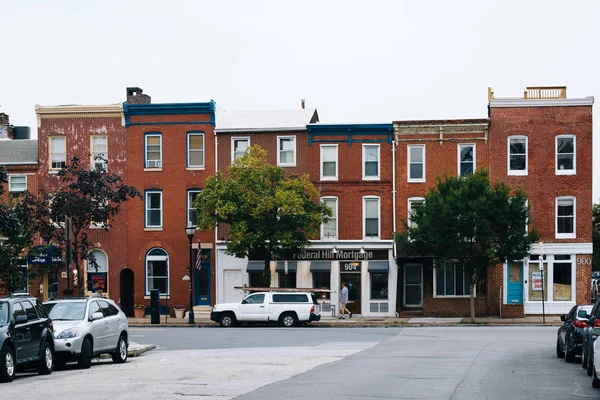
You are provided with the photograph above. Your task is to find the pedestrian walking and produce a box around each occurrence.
[339,282,352,319]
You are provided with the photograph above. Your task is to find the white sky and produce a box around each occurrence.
[1,0,598,201]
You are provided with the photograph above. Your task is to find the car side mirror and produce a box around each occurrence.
[593,327,600,336]
[91,312,104,321]
[560,314,566,322]
[15,315,27,324]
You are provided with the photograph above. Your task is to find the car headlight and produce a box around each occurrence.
[56,327,78,339]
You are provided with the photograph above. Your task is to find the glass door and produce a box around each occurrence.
[195,249,211,306]
[403,264,422,307]
[340,272,361,314]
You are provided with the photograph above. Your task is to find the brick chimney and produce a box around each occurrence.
[126,87,151,104]
[0,113,9,125]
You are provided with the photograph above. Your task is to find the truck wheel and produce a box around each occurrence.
[36,340,53,375]
[220,313,236,327]
[78,338,92,369]
[0,346,15,383]
[279,312,298,327]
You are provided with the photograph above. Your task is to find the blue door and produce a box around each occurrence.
[194,249,212,306]
[507,262,523,304]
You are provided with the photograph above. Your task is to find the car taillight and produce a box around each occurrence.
[310,305,315,313]
[573,320,588,328]
[594,319,600,328]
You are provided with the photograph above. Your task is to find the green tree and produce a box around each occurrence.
[395,169,538,321]
[593,203,600,272]
[195,145,331,287]
[35,157,141,296]
[0,167,47,294]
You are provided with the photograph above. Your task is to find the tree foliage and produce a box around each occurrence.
[395,169,539,321]
[195,145,331,286]
[35,157,141,295]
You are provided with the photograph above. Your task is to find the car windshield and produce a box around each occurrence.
[45,301,87,321]
[0,302,7,325]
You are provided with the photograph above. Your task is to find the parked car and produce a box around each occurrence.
[43,296,128,369]
[557,304,593,362]
[583,296,600,376]
[0,294,55,383]
[210,291,321,327]
[592,327,600,388]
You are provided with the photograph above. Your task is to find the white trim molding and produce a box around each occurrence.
[490,98,594,108]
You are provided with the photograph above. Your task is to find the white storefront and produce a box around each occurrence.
[215,240,397,317]
[503,242,593,315]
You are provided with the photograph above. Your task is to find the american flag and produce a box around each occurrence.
[195,246,202,270]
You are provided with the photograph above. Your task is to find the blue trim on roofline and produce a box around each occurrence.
[124,100,216,127]
[307,123,393,146]
[128,121,214,126]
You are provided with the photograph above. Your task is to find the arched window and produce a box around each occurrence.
[86,250,108,294]
[145,248,169,295]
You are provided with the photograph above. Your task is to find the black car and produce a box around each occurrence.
[0,294,55,383]
[557,304,593,362]
[583,295,600,376]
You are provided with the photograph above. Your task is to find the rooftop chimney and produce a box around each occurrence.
[126,87,151,104]
[301,98,305,109]
[0,113,9,125]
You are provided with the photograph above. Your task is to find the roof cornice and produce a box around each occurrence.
[490,98,594,108]
[35,104,125,128]
[124,101,216,127]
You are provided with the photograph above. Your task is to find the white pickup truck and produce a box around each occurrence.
[210,291,321,327]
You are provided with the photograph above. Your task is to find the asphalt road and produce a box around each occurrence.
[2,326,598,400]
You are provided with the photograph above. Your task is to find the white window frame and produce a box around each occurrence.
[187,190,201,227]
[85,249,108,296]
[90,135,108,171]
[145,248,170,296]
[407,197,425,229]
[363,196,380,239]
[232,137,250,162]
[8,174,27,192]
[277,136,296,167]
[145,190,163,228]
[433,264,474,298]
[145,134,162,169]
[362,144,380,180]
[555,196,576,239]
[555,134,576,175]
[187,132,205,168]
[321,197,338,239]
[507,135,528,176]
[320,144,338,181]
[407,145,425,182]
[49,136,66,171]
[457,143,475,176]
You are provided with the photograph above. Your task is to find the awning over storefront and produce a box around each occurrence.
[27,245,63,265]
[368,261,389,272]
[310,261,331,272]
[275,261,297,272]
[246,261,265,272]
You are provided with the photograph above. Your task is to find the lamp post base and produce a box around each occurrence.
[188,310,195,324]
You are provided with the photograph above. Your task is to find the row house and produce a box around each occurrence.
[0,113,38,294]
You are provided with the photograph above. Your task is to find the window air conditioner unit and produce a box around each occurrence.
[147,160,162,168]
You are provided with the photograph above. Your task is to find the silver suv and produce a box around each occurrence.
[43,296,128,369]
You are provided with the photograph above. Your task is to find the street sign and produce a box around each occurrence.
[284,260,288,275]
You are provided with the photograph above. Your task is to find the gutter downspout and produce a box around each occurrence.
[392,138,397,259]
[214,130,218,245]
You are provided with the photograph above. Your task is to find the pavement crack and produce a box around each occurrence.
[449,341,491,400]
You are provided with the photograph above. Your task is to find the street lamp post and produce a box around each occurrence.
[185,223,195,324]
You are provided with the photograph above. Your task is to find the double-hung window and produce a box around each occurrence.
[8,175,27,192]
[277,136,296,167]
[232,138,249,161]
[50,136,66,170]
[363,144,380,180]
[146,248,169,295]
[435,264,470,296]
[187,132,205,168]
[458,144,475,176]
[145,190,163,228]
[145,133,162,169]
[408,197,425,229]
[408,145,425,182]
[508,136,527,175]
[91,136,108,171]
[363,197,380,239]
[556,135,575,175]
[321,197,338,239]
[187,190,201,227]
[320,145,338,180]
[556,196,575,239]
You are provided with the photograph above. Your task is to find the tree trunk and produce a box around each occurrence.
[262,256,271,287]
[469,284,476,323]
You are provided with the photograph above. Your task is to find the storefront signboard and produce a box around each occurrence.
[531,272,543,291]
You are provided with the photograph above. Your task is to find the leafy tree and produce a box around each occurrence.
[593,204,600,272]
[195,145,331,287]
[35,157,141,296]
[0,167,46,294]
[395,169,538,321]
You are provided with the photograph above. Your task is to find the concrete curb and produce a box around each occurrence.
[127,321,562,328]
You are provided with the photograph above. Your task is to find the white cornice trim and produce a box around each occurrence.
[530,242,592,255]
[215,127,307,133]
[35,104,125,128]
[490,98,594,108]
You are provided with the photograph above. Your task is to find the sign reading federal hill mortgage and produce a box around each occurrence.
[291,249,388,261]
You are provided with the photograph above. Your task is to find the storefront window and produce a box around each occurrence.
[312,272,331,299]
[249,272,264,288]
[528,262,548,301]
[435,266,470,296]
[553,259,572,301]
[278,272,297,288]
[370,272,388,299]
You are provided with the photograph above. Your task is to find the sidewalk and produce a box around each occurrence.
[127,314,562,327]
